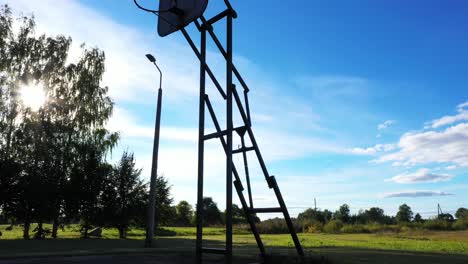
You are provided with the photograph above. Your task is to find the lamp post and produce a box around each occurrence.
[145,53,163,247]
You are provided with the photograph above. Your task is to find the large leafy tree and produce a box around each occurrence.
[298,208,332,224]
[175,200,193,226]
[154,175,175,226]
[101,152,147,238]
[199,197,223,226]
[0,5,118,239]
[334,204,350,223]
[396,204,413,223]
[455,208,468,219]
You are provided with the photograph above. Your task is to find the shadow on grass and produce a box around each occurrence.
[0,237,467,264]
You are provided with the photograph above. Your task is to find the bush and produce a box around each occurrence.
[453,218,468,230]
[323,220,343,233]
[302,219,323,233]
[155,227,177,236]
[340,224,370,233]
[365,224,401,233]
[255,218,301,234]
[423,219,452,230]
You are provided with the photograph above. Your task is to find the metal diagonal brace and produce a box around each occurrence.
[180,28,227,100]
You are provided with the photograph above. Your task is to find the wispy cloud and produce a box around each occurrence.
[295,75,367,91]
[376,122,468,167]
[294,75,368,100]
[425,101,468,129]
[382,191,454,198]
[349,143,396,155]
[108,107,197,142]
[378,120,396,130]
[385,168,453,184]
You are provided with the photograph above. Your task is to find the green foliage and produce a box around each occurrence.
[154,176,175,226]
[297,208,332,224]
[414,213,423,223]
[340,224,370,234]
[154,227,177,237]
[100,152,147,238]
[334,204,351,223]
[396,204,413,223]
[255,218,301,234]
[301,219,324,233]
[423,219,452,230]
[453,218,468,230]
[175,200,193,226]
[198,197,222,226]
[455,207,468,219]
[324,220,344,233]
[0,5,120,239]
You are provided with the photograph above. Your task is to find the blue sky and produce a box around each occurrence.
[7,0,467,218]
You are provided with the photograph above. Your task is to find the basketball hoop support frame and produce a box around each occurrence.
[177,2,305,263]
[134,0,305,262]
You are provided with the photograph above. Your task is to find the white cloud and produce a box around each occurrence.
[382,191,454,198]
[294,75,368,100]
[296,75,367,91]
[251,113,274,123]
[385,168,453,184]
[254,128,345,161]
[458,101,468,109]
[445,165,457,170]
[425,101,468,129]
[378,120,396,130]
[376,122,468,167]
[108,107,197,142]
[349,143,396,155]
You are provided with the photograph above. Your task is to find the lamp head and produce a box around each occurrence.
[145,54,156,63]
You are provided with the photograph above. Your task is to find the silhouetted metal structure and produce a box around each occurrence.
[134,1,304,263]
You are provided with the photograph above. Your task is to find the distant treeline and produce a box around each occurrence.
[254,204,468,234]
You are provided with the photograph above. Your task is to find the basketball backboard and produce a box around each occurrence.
[158,0,209,37]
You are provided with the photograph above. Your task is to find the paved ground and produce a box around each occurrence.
[0,255,200,264]
[0,254,260,264]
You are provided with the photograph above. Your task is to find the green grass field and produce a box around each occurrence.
[1,224,467,263]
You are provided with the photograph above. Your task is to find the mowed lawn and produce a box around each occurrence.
[1,225,467,263]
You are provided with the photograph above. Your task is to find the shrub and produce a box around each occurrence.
[366,224,401,233]
[302,219,323,233]
[323,220,343,233]
[155,227,177,236]
[255,218,301,234]
[340,224,369,233]
[453,218,468,230]
[423,219,452,230]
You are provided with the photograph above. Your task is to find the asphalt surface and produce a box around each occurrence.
[0,255,197,264]
[0,254,260,264]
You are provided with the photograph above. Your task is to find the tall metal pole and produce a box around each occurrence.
[225,11,233,264]
[145,55,163,247]
[196,27,207,264]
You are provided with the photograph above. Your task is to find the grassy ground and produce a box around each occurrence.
[1,225,467,263]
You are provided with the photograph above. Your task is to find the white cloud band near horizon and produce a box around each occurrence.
[385,168,453,184]
[382,191,454,198]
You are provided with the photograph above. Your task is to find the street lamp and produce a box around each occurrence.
[145,53,163,247]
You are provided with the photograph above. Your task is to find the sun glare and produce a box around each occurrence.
[19,83,46,111]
